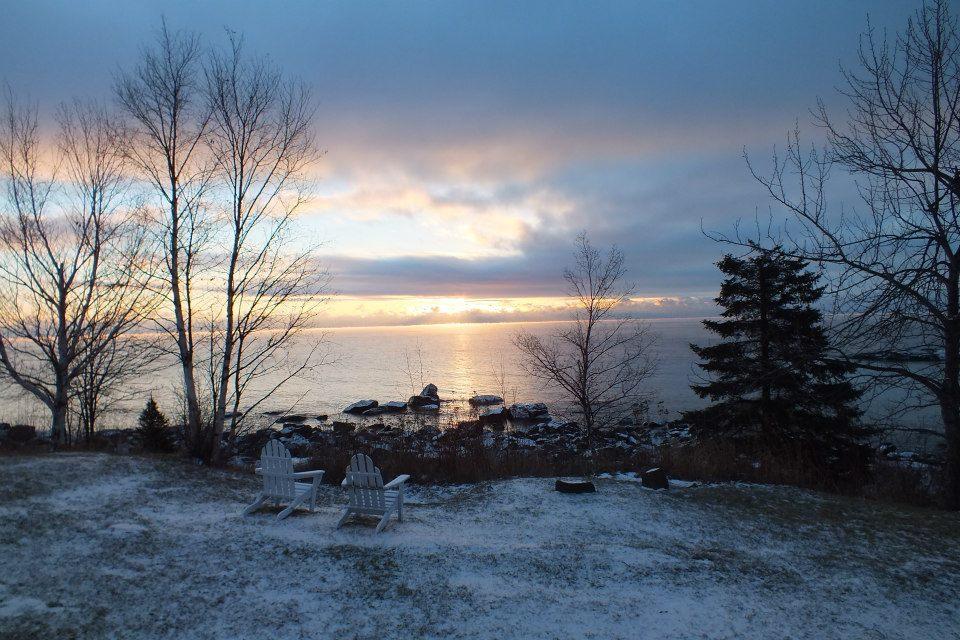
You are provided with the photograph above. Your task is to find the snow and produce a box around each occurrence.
[1,453,959,639]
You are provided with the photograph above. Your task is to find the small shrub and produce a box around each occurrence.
[137,396,174,453]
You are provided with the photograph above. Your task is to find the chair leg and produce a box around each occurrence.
[375,511,392,533]
[336,508,352,528]
[277,493,309,520]
[309,483,317,512]
[243,494,267,515]
[397,488,404,522]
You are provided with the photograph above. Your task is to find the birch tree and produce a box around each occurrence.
[202,35,326,462]
[0,97,155,442]
[115,23,212,455]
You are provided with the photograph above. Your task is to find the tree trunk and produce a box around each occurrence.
[941,265,960,508]
[51,379,69,444]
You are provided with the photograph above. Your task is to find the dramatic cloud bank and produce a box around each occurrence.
[0,1,918,325]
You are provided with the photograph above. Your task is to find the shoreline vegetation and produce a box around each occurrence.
[0,382,945,509]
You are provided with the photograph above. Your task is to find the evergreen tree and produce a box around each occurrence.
[685,246,868,461]
[137,396,174,453]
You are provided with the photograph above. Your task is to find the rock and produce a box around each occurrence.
[8,424,37,443]
[555,478,596,494]
[407,395,436,408]
[280,433,311,456]
[641,467,669,490]
[479,406,509,428]
[273,414,310,424]
[509,402,549,420]
[281,423,313,438]
[332,421,355,435]
[419,383,440,401]
[469,394,504,406]
[381,401,407,411]
[262,410,284,416]
[545,418,577,432]
[413,403,439,412]
[315,415,328,422]
[344,400,378,414]
[362,407,386,416]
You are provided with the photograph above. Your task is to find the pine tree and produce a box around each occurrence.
[137,396,174,453]
[684,246,868,462]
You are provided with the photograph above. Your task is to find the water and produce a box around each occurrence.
[0,318,943,441]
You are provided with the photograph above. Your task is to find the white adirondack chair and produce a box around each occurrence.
[337,453,410,533]
[245,440,324,520]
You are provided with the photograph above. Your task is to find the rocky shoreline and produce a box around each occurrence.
[0,383,939,471]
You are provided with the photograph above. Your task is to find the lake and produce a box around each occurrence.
[0,318,943,443]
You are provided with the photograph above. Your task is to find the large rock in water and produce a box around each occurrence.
[344,400,378,414]
[479,406,509,428]
[641,467,669,490]
[381,401,407,412]
[420,383,439,401]
[469,394,504,406]
[509,402,549,420]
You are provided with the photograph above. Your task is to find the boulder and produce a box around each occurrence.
[641,467,669,490]
[332,421,355,435]
[509,402,549,420]
[280,433,311,456]
[362,407,386,416]
[315,414,328,422]
[479,406,509,428]
[280,423,314,438]
[273,413,310,424]
[381,401,407,412]
[414,403,439,412]
[344,400,378,414]
[469,394,504,406]
[419,383,440,401]
[407,395,436,408]
[8,424,37,443]
[555,478,596,494]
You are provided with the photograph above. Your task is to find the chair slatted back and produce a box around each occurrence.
[260,440,296,500]
[344,454,386,511]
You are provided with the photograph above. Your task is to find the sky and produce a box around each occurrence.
[0,0,923,327]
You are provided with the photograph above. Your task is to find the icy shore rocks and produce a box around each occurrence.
[344,400,378,414]
[509,402,549,420]
[469,394,504,406]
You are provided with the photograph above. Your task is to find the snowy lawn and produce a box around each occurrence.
[1,454,958,640]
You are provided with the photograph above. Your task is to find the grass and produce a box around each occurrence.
[1,452,958,639]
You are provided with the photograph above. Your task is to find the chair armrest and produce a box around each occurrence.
[293,470,324,480]
[341,477,348,487]
[255,467,262,475]
[383,474,410,489]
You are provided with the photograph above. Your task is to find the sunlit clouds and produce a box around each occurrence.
[0,1,919,327]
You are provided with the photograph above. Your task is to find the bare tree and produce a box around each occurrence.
[115,22,212,455]
[202,35,326,462]
[514,233,657,466]
[73,332,159,442]
[0,96,155,442]
[743,0,960,505]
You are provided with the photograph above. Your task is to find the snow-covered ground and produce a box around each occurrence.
[1,454,958,639]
